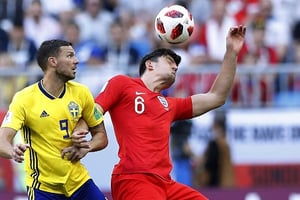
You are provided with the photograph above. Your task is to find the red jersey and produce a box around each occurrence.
[95,75,193,180]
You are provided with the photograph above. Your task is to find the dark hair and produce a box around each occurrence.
[292,20,300,42]
[37,39,72,71]
[139,48,181,76]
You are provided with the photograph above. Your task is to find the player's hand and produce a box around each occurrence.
[12,143,30,163]
[61,146,89,162]
[226,25,246,55]
[71,129,90,149]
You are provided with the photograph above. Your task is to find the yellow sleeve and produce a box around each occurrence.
[1,92,25,131]
[81,86,103,128]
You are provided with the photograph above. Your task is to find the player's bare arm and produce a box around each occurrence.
[87,122,108,152]
[191,25,246,117]
[71,103,106,148]
[71,118,90,148]
[62,121,108,162]
[0,127,30,163]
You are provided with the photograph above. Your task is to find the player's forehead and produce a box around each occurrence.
[59,45,75,54]
[161,54,176,64]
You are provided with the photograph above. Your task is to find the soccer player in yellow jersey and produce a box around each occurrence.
[0,39,108,200]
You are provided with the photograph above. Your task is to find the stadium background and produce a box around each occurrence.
[1,0,300,199]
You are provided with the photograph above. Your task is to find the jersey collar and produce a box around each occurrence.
[38,80,66,99]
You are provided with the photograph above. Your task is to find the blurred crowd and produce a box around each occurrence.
[170,110,235,189]
[1,0,300,107]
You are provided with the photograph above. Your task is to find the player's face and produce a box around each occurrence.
[55,46,79,81]
[155,55,178,85]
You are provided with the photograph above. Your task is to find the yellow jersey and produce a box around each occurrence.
[1,80,103,196]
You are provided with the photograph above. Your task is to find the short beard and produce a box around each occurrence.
[57,72,75,82]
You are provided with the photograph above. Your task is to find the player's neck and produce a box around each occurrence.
[41,78,65,98]
[141,76,169,93]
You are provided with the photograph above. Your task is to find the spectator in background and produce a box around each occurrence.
[102,18,141,75]
[38,0,76,19]
[170,120,194,187]
[194,110,235,188]
[102,0,119,13]
[117,7,153,57]
[189,0,211,25]
[255,0,290,63]
[5,19,37,68]
[232,17,279,107]
[62,20,105,68]
[227,0,259,25]
[190,0,238,94]
[23,0,62,47]
[0,27,9,110]
[288,20,300,91]
[74,0,114,47]
[73,0,85,11]
[266,0,300,38]
[274,20,300,106]
[286,20,300,65]
[0,19,37,109]
[0,28,9,53]
[195,0,238,65]
[0,0,24,28]
[117,0,165,17]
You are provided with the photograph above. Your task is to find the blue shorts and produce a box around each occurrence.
[27,179,107,200]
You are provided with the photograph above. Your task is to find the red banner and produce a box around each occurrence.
[235,164,300,187]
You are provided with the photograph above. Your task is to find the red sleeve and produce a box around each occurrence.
[95,75,126,112]
[168,96,193,120]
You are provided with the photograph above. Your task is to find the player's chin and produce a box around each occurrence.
[67,73,76,81]
[170,73,176,81]
[166,76,175,86]
[71,71,76,77]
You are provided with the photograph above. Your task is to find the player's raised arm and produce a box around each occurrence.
[191,25,246,117]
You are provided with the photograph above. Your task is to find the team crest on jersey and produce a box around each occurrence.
[68,101,79,121]
[157,96,169,111]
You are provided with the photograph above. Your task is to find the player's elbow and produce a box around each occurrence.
[89,133,108,152]
[96,136,108,151]
[101,138,108,149]
[216,98,227,107]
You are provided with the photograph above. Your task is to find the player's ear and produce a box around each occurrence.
[145,60,154,70]
[48,57,57,66]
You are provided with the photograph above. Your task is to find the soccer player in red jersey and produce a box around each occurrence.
[72,25,246,200]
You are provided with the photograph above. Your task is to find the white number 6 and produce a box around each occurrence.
[135,96,145,114]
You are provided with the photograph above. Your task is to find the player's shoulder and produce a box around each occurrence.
[110,74,131,82]
[14,82,38,99]
[9,83,40,107]
[108,74,135,85]
[66,81,89,90]
[67,80,86,87]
